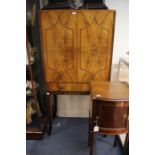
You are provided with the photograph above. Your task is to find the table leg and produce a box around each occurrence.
[113,135,117,147]
[88,111,91,146]
[89,131,94,155]
[123,133,129,155]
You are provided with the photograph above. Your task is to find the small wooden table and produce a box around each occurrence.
[46,81,129,155]
[89,81,129,155]
[90,81,129,101]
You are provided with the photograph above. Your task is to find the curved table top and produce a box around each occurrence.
[90,81,129,101]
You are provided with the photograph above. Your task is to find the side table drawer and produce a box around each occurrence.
[92,100,129,128]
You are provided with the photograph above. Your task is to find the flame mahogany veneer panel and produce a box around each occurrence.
[40,10,115,92]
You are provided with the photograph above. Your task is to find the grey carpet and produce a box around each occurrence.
[26,117,123,155]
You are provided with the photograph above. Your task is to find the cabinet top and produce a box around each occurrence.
[90,81,129,101]
[39,9,115,13]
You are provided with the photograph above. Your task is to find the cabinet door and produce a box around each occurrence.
[40,10,77,83]
[92,100,129,129]
[77,10,115,82]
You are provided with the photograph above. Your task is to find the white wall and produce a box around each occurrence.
[107,0,129,64]
[57,0,129,118]
[57,95,91,117]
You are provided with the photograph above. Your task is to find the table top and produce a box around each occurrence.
[90,81,129,101]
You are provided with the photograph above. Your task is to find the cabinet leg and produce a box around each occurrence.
[48,121,52,135]
[88,122,91,146]
[53,94,57,119]
[113,135,117,147]
[88,111,92,146]
[45,92,53,135]
[89,131,94,155]
[89,120,94,155]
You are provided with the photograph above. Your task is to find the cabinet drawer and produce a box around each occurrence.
[46,82,90,94]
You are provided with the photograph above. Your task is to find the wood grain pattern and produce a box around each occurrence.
[90,81,129,101]
[46,82,90,93]
[40,10,115,92]
[89,81,129,155]
[92,100,129,130]
[77,11,115,82]
[40,11,77,83]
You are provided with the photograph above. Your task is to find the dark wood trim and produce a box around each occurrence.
[88,111,91,146]
[47,91,90,95]
[26,132,44,140]
[45,92,53,135]
[109,10,116,81]
[39,9,115,12]
[92,98,129,102]
[53,94,57,119]
[38,10,48,90]
[89,131,94,155]
[117,134,129,155]
[26,127,44,140]
[123,133,129,155]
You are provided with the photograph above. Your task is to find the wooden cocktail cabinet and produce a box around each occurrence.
[39,10,115,93]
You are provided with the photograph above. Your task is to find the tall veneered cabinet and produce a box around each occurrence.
[40,10,115,93]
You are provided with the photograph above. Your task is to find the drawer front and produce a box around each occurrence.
[46,82,90,94]
[92,100,129,128]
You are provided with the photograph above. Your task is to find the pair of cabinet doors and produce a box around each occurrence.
[40,10,115,92]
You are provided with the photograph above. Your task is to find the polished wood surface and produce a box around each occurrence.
[91,100,129,134]
[90,81,129,101]
[40,10,77,83]
[39,10,115,92]
[89,81,129,155]
[45,92,53,135]
[77,10,115,82]
[46,82,90,92]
